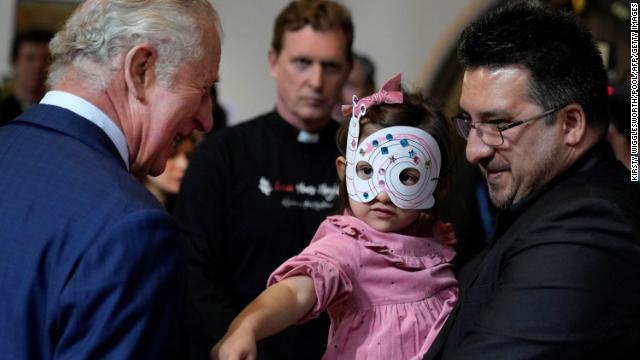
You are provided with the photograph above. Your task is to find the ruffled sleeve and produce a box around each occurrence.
[267,218,361,323]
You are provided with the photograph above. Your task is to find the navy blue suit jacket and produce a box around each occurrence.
[0,104,184,359]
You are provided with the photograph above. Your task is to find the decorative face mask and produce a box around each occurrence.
[344,74,441,210]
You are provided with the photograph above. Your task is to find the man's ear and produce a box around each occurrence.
[267,48,279,78]
[124,43,157,102]
[560,103,587,146]
[336,156,346,182]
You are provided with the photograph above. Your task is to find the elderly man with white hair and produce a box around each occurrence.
[0,0,221,358]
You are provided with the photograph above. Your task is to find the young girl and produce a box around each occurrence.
[212,74,458,360]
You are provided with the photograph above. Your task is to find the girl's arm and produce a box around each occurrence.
[210,275,316,360]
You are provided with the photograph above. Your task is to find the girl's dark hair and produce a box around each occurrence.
[335,91,451,212]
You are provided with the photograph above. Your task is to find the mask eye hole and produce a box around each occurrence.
[356,161,373,180]
[399,168,420,185]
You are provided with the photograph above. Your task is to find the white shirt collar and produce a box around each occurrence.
[40,90,130,170]
[297,130,320,144]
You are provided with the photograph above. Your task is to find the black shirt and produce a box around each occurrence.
[175,110,340,359]
[425,142,640,359]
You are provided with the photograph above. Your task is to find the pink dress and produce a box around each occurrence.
[268,215,458,360]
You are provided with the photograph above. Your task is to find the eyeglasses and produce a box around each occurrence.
[453,107,560,146]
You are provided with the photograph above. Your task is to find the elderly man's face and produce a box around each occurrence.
[135,23,220,176]
[460,66,565,208]
[269,25,349,132]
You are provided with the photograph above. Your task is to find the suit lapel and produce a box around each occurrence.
[13,104,128,171]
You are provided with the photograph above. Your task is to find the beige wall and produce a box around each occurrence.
[0,0,495,123]
[0,1,17,78]
[212,0,494,125]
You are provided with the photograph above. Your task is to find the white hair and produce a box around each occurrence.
[47,0,221,90]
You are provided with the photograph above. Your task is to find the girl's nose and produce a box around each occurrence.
[375,191,392,204]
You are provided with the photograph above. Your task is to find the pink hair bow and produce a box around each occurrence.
[342,73,403,118]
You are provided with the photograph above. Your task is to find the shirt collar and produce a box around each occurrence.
[40,90,129,170]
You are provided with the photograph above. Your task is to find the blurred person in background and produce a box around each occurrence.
[145,135,196,212]
[341,51,375,104]
[334,51,375,121]
[0,29,53,127]
[174,0,353,358]
[0,0,221,358]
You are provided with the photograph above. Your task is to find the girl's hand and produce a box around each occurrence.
[434,220,456,247]
[210,327,257,360]
[210,276,316,360]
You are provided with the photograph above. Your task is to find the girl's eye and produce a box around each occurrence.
[399,168,420,185]
[356,161,373,180]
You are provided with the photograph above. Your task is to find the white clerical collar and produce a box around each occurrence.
[40,90,129,170]
[297,130,320,144]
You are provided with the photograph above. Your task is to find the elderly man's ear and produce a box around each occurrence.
[124,43,158,102]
